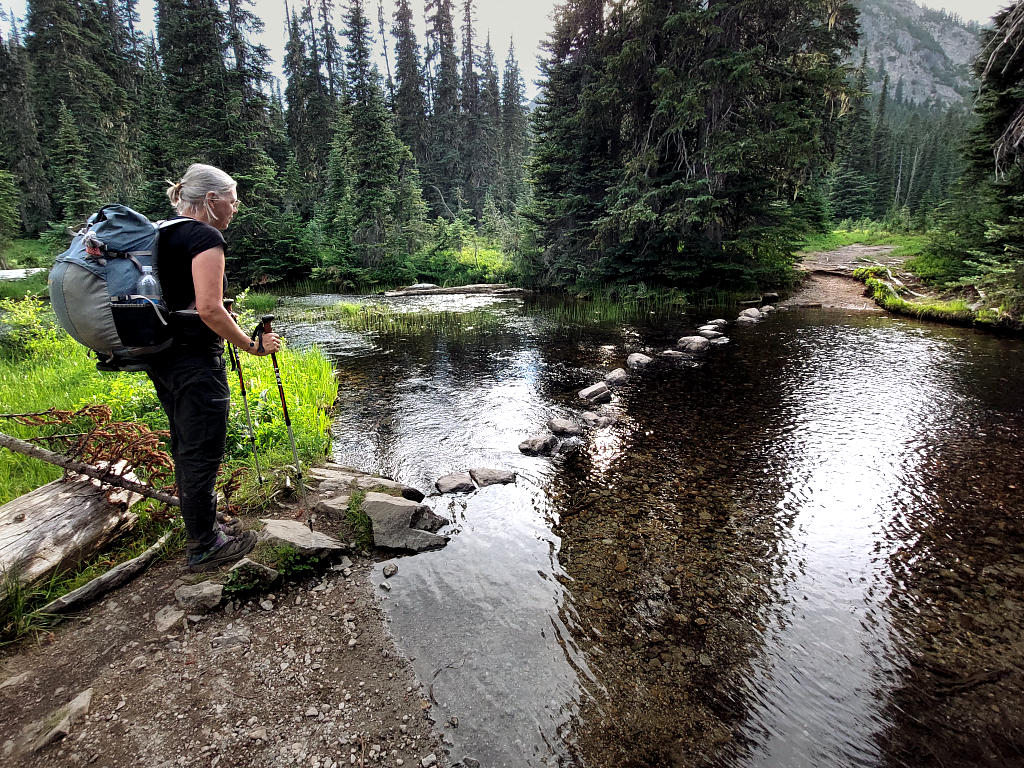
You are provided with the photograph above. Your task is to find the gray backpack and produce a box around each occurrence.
[49,204,187,371]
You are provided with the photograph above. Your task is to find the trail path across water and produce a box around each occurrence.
[783,244,907,311]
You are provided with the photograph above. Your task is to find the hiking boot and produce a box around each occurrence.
[188,530,257,572]
[217,512,243,536]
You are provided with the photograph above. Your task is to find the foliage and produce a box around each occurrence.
[346,490,372,550]
[0,272,48,301]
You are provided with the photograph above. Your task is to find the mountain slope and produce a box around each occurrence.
[852,0,983,104]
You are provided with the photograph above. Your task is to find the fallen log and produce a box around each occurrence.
[0,472,142,590]
[38,530,175,615]
[0,431,179,507]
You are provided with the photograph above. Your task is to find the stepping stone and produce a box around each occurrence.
[547,417,582,436]
[698,329,723,339]
[360,492,449,551]
[435,472,475,494]
[258,519,345,558]
[626,353,652,369]
[582,411,615,428]
[604,368,629,386]
[677,335,711,353]
[469,468,516,487]
[739,307,762,319]
[578,382,612,403]
[519,434,558,456]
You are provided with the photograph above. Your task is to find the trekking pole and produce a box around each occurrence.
[224,299,263,484]
[251,314,311,528]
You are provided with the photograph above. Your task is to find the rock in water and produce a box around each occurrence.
[519,435,558,456]
[763,292,780,301]
[547,418,582,436]
[229,558,281,590]
[626,353,652,369]
[760,304,776,314]
[735,315,757,324]
[711,337,730,346]
[677,336,711,353]
[468,468,516,487]
[739,307,762,319]
[174,581,223,613]
[705,318,728,327]
[578,381,612,403]
[698,329,723,339]
[435,472,475,494]
[582,411,615,428]
[360,492,449,551]
[258,519,345,558]
[604,368,629,386]
[382,563,399,578]
[410,504,447,533]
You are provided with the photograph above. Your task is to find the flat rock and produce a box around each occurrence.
[229,558,281,590]
[706,318,728,327]
[311,466,424,502]
[626,353,652,369]
[578,381,612,403]
[435,472,475,494]
[582,411,615,428]
[468,468,516,487]
[361,492,449,551]
[519,434,558,456]
[0,672,32,690]
[312,493,351,521]
[658,349,687,358]
[212,625,252,650]
[547,417,582,436]
[24,688,93,753]
[697,329,723,339]
[174,581,223,613]
[739,307,762,319]
[604,367,629,386]
[154,605,185,633]
[411,505,447,533]
[677,336,711,353]
[710,337,730,346]
[258,519,345,558]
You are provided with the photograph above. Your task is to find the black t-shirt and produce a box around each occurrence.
[157,217,226,356]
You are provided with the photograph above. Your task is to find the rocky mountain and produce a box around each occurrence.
[852,0,984,104]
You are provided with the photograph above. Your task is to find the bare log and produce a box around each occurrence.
[38,530,175,615]
[0,474,142,589]
[0,431,179,507]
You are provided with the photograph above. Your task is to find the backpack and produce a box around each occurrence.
[49,204,188,371]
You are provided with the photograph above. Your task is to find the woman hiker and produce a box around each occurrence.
[148,163,281,571]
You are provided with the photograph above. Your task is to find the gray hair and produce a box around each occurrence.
[166,163,236,219]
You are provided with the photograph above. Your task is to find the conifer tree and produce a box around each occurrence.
[52,102,100,228]
[500,39,528,211]
[830,58,876,221]
[392,0,428,167]
[870,76,894,219]
[0,29,51,233]
[0,170,20,266]
[424,0,460,217]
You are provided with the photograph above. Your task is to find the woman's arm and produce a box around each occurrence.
[193,247,280,355]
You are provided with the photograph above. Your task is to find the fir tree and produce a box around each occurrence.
[424,0,460,217]
[52,102,100,228]
[392,0,428,167]
[500,39,528,211]
[0,170,20,266]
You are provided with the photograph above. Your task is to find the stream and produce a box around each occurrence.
[285,294,1024,768]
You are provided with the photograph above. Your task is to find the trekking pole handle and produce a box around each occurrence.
[250,314,275,354]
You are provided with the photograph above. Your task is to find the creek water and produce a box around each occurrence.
[284,295,1024,768]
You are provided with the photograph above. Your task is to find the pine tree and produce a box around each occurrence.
[424,0,460,217]
[0,28,51,233]
[830,57,875,222]
[870,76,894,219]
[392,0,428,167]
[474,33,501,216]
[500,39,528,211]
[0,170,20,266]
[458,0,484,217]
[52,102,100,228]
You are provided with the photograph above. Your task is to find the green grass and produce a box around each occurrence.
[323,302,503,338]
[1,237,51,269]
[238,291,277,315]
[854,267,978,325]
[0,271,48,300]
[346,490,372,550]
[797,229,929,261]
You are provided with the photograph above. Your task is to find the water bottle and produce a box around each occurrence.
[137,265,160,298]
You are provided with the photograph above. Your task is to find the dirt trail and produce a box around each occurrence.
[782,244,899,311]
[0,547,448,768]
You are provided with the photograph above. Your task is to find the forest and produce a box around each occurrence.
[0,0,1021,312]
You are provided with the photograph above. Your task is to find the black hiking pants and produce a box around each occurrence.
[146,354,229,555]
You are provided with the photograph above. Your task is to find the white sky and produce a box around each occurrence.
[0,0,1009,98]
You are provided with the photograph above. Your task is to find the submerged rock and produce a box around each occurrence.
[604,367,629,386]
[435,472,475,494]
[677,336,711,353]
[547,417,582,436]
[555,436,584,457]
[659,349,687,358]
[361,492,449,551]
[578,381,612,404]
[469,468,516,487]
[626,353,652,369]
[519,434,558,456]
[582,411,615,428]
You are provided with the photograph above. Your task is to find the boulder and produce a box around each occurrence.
[760,304,776,314]
[174,581,223,613]
[469,468,516,487]
[739,307,762,319]
[435,472,475,494]
[519,434,558,456]
[407,283,439,290]
[257,519,345,558]
[547,417,582,436]
[555,436,584,456]
[154,605,184,633]
[582,411,615,428]
[229,558,281,590]
[604,368,629,386]
[735,315,758,324]
[626,353,652,369]
[313,493,351,522]
[578,382,612,404]
[411,505,447,533]
[360,492,449,551]
[698,329,723,339]
[311,466,424,502]
[677,336,711,353]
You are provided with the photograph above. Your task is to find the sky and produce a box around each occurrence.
[0,0,1011,98]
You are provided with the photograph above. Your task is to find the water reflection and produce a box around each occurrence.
[281,297,1024,767]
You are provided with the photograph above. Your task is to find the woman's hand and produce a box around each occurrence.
[249,332,281,356]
